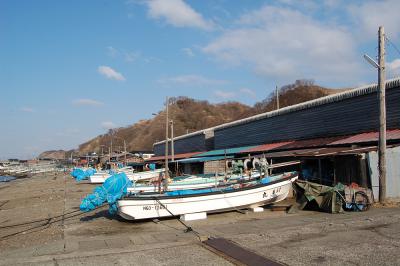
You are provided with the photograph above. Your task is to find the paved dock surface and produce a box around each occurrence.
[0,173,399,265]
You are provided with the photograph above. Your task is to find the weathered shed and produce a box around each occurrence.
[153,78,400,155]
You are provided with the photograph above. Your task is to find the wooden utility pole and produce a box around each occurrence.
[165,96,169,178]
[276,85,280,110]
[170,120,174,162]
[108,147,111,164]
[123,139,127,166]
[378,26,386,203]
[109,130,113,164]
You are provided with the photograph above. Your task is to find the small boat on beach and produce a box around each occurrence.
[89,168,165,184]
[127,171,262,194]
[117,171,298,220]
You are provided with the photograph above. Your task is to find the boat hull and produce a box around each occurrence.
[127,172,260,193]
[130,169,164,182]
[128,179,219,193]
[89,169,165,184]
[89,173,110,183]
[117,174,297,220]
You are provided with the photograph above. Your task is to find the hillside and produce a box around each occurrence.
[39,80,345,158]
[38,150,70,160]
[78,97,254,155]
[253,80,347,113]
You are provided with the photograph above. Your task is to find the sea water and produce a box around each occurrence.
[0,176,16,182]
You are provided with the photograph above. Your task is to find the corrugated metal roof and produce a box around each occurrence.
[145,151,204,162]
[261,148,322,158]
[329,129,400,145]
[262,146,378,158]
[236,137,347,155]
[280,136,346,149]
[154,77,400,145]
[237,130,400,155]
[151,131,400,161]
[193,145,257,157]
[176,155,234,164]
[240,141,293,153]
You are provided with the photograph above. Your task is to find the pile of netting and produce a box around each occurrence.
[80,172,132,214]
[70,168,96,181]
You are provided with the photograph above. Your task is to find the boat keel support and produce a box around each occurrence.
[180,212,207,221]
[249,207,264,212]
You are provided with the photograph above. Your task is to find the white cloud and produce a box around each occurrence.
[145,0,214,30]
[124,51,141,62]
[275,0,319,12]
[98,66,126,81]
[20,107,35,113]
[182,47,195,57]
[349,0,400,41]
[72,98,104,107]
[144,56,163,64]
[323,0,342,9]
[203,5,361,84]
[107,46,119,57]
[239,88,256,98]
[214,90,236,99]
[101,121,117,130]
[387,58,400,77]
[158,74,228,86]
[107,46,141,62]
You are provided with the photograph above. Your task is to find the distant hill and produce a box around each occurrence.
[78,97,254,155]
[38,150,70,160]
[252,79,347,113]
[39,80,346,159]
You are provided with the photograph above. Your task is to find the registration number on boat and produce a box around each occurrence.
[263,186,281,198]
[142,204,166,211]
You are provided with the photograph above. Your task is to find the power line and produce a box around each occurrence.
[385,35,400,57]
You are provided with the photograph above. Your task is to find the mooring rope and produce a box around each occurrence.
[0,206,106,240]
[153,197,202,241]
[0,209,81,229]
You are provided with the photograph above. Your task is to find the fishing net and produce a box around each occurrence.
[80,172,132,214]
[70,168,96,181]
[71,168,84,179]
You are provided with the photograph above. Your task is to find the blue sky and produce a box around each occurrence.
[1,0,400,159]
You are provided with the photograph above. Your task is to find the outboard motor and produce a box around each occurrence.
[226,160,233,169]
[243,159,252,170]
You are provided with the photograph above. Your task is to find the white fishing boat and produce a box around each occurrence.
[117,172,298,220]
[89,168,165,184]
[89,171,112,183]
[127,171,261,193]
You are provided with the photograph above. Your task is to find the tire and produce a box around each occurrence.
[353,191,370,211]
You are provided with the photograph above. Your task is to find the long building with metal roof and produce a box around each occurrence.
[153,78,400,156]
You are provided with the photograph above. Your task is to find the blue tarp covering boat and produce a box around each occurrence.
[80,172,132,214]
[70,168,96,181]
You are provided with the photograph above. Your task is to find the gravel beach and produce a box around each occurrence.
[1,173,399,265]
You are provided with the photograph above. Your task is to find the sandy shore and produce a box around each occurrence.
[0,173,399,265]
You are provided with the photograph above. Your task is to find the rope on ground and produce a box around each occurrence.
[0,205,107,241]
[0,218,52,240]
[0,209,82,229]
[153,197,202,242]
[0,200,9,209]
